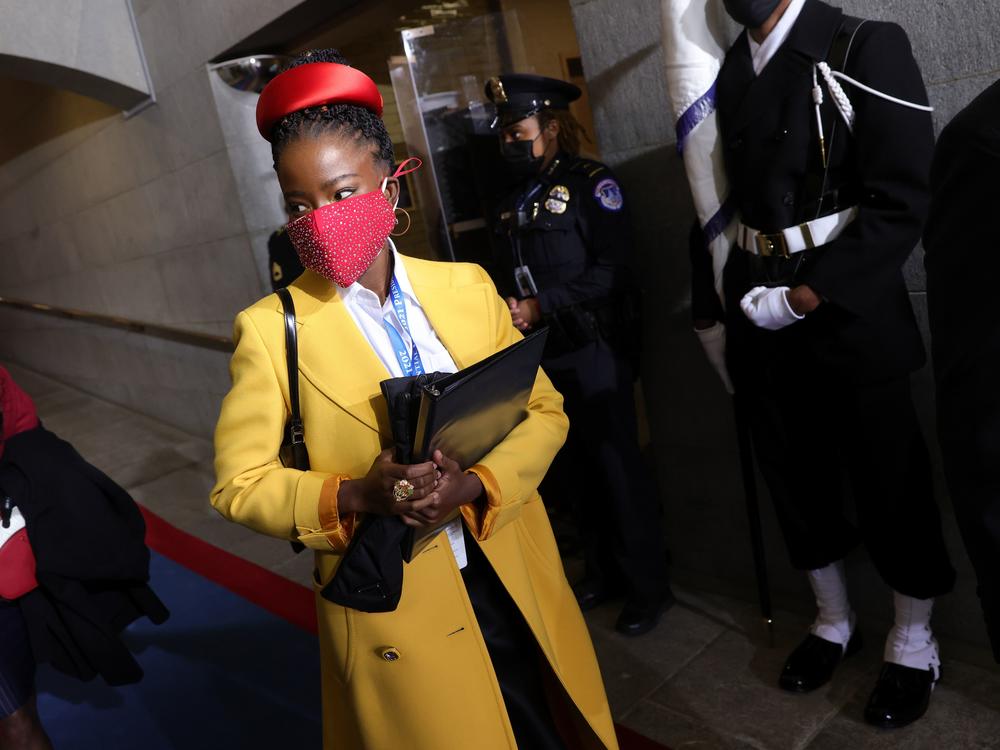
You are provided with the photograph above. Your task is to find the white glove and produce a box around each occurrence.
[694,322,735,395]
[739,286,804,331]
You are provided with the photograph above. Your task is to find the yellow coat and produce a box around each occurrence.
[211,257,618,750]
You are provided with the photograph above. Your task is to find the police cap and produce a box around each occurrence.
[484,74,582,128]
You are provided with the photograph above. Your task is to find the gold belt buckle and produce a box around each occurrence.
[754,231,790,259]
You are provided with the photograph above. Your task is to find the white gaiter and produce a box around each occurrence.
[885,592,940,680]
[807,560,855,650]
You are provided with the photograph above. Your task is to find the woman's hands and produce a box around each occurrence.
[337,449,483,529]
[338,449,439,518]
[400,450,484,528]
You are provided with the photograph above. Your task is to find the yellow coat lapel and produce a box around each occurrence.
[404,256,496,370]
[286,271,389,433]
[282,257,497,432]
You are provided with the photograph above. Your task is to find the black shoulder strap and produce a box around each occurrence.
[275,288,304,449]
[276,287,309,554]
[807,15,866,206]
[828,15,865,73]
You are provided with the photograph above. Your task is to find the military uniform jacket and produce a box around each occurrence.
[496,153,634,329]
[693,0,933,383]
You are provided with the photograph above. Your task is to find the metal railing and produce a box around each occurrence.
[0,296,234,353]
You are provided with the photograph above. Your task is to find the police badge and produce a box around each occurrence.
[545,198,568,214]
[545,184,570,214]
[549,185,570,202]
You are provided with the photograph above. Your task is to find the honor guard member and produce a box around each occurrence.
[267,226,305,291]
[692,0,955,727]
[486,73,673,637]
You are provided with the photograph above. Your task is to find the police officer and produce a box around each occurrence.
[486,74,672,637]
[692,0,955,727]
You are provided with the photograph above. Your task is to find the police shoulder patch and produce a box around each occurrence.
[593,178,623,212]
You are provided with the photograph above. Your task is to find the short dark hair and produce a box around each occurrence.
[269,49,395,172]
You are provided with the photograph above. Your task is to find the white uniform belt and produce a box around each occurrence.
[737,207,859,258]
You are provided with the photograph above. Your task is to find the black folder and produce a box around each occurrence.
[382,327,548,561]
[412,327,549,467]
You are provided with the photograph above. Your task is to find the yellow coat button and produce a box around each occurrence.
[381,648,400,662]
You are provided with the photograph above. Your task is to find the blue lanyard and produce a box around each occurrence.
[383,274,425,377]
[516,180,544,212]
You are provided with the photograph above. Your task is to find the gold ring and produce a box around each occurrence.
[392,479,415,503]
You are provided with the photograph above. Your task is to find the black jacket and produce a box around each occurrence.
[925,79,1000,399]
[693,0,933,383]
[495,152,640,357]
[0,427,168,685]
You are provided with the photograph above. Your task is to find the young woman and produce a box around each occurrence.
[0,367,51,750]
[211,50,618,750]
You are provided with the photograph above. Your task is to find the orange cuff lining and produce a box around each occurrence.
[318,474,355,549]
[462,464,501,540]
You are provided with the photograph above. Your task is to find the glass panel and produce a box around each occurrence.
[390,11,527,270]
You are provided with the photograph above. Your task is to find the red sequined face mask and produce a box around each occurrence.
[286,158,420,288]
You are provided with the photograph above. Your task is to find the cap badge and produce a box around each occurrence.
[487,77,508,104]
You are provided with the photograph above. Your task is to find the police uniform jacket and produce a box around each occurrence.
[211,258,618,750]
[693,0,934,384]
[497,153,635,354]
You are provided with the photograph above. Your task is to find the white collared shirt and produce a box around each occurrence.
[746,0,807,76]
[336,240,458,378]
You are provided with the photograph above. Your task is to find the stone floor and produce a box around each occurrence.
[9,362,1000,750]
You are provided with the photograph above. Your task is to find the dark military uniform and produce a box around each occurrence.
[496,150,669,610]
[925,79,1000,661]
[692,1,954,599]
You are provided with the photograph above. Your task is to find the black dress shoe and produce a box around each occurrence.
[614,589,677,637]
[779,629,863,693]
[573,579,620,612]
[864,662,938,729]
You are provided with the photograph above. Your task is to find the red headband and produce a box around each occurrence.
[256,62,384,141]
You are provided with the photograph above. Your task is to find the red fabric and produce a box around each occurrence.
[256,62,384,141]
[0,367,40,597]
[286,186,396,287]
[0,527,36,599]
[0,366,39,457]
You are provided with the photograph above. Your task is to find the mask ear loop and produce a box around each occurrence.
[393,157,422,178]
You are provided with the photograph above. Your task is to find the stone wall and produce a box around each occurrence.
[0,1,312,436]
[568,0,1000,653]
[0,0,150,108]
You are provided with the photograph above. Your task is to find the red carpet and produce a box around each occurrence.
[140,507,672,750]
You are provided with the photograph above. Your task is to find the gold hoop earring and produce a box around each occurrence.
[391,207,412,237]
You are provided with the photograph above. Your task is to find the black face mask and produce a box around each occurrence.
[723,0,781,27]
[500,134,544,176]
